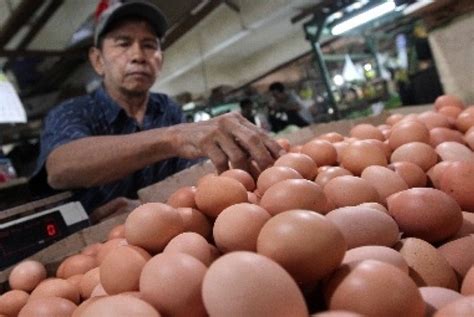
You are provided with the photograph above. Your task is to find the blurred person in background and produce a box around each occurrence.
[269,82,310,129]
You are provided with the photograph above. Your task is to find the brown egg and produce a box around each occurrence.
[364,139,392,160]
[434,95,465,111]
[315,166,353,188]
[357,202,388,214]
[461,266,474,295]
[30,278,80,304]
[260,179,328,215]
[290,144,303,152]
[360,166,408,204]
[79,295,160,317]
[342,246,408,274]
[71,297,105,317]
[195,175,248,218]
[438,105,462,119]
[208,243,221,264]
[125,203,184,253]
[455,106,474,132]
[318,132,345,143]
[164,232,212,265]
[466,130,474,151]
[419,286,463,316]
[396,238,458,290]
[387,188,462,243]
[166,186,197,208]
[430,127,466,147]
[213,203,270,253]
[100,245,150,295]
[301,140,338,166]
[79,267,100,299]
[386,113,404,126]
[438,236,474,283]
[388,161,427,188]
[256,166,303,195]
[202,251,308,316]
[90,284,107,297]
[433,296,474,317]
[220,169,256,191]
[333,141,349,164]
[247,191,259,204]
[107,224,125,240]
[389,120,430,150]
[18,297,77,317]
[274,152,318,179]
[324,176,380,208]
[312,311,364,317]
[61,254,98,279]
[276,138,291,152]
[417,111,451,130]
[66,274,83,288]
[451,211,474,239]
[326,206,399,249]
[350,123,385,141]
[140,252,207,316]
[81,243,102,257]
[9,260,47,292]
[0,290,29,316]
[390,142,438,171]
[435,142,474,162]
[326,260,425,317]
[257,210,346,286]
[96,238,128,263]
[426,161,453,189]
[439,161,474,212]
[341,140,387,175]
[176,207,211,239]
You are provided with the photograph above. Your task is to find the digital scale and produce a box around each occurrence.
[0,192,90,269]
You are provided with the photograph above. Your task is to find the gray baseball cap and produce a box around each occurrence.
[94,0,168,46]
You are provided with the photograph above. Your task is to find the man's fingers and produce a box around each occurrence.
[216,134,250,173]
[235,129,275,171]
[203,142,229,174]
[238,116,284,159]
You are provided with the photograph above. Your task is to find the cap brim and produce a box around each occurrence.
[95,1,168,45]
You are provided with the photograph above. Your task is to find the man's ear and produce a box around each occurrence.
[89,47,104,76]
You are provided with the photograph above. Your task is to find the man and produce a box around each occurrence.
[239,98,256,125]
[269,82,310,129]
[33,1,282,222]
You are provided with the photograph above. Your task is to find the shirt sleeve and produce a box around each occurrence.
[31,99,94,189]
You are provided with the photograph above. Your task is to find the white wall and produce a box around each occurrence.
[152,1,313,97]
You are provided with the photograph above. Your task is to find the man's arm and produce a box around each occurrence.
[46,112,283,189]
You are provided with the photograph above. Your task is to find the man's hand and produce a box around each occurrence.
[172,112,284,174]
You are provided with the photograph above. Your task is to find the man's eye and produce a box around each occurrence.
[144,43,158,50]
[117,41,129,47]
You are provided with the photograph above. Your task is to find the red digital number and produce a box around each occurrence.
[46,223,57,236]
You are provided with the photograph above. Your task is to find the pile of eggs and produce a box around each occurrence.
[1,95,474,317]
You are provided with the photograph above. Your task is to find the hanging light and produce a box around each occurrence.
[331,1,396,35]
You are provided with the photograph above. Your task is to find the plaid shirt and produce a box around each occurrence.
[33,86,195,212]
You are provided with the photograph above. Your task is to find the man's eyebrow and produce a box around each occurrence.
[111,35,132,41]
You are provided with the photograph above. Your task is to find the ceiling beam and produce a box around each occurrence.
[163,0,222,50]
[0,0,45,48]
[17,0,65,50]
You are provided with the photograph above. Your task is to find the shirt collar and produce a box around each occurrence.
[95,85,163,124]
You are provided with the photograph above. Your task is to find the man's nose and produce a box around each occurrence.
[129,42,145,63]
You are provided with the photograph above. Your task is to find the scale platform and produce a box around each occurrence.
[0,192,90,269]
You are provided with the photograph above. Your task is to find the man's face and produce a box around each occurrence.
[91,20,162,96]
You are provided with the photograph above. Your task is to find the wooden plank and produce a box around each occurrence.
[0,0,44,48]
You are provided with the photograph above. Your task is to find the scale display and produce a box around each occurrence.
[0,201,89,269]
